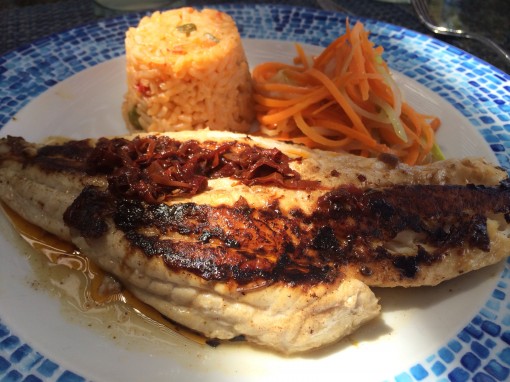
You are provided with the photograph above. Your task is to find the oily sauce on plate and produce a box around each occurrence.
[0,202,208,346]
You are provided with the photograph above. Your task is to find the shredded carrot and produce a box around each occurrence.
[252,20,442,165]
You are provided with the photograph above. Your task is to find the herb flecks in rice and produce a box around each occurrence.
[122,7,254,134]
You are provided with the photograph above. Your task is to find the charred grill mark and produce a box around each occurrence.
[37,139,94,162]
[124,232,261,281]
[25,135,507,284]
[3,136,32,157]
[469,215,490,250]
[63,186,114,238]
[311,226,344,263]
[2,136,93,172]
[35,140,93,172]
[386,246,441,278]
[63,180,510,285]
[317,183,510,252]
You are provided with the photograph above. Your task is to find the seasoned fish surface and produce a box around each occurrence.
[0,130,509,353]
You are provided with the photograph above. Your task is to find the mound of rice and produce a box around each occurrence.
[122,7,254,133]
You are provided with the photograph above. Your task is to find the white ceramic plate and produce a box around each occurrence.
[1,5,509,382]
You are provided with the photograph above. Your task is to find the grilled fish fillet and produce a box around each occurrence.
[0,130,509,354]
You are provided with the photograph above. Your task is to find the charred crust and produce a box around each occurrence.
[63,186,114,238]
[36,139,94,173]
[229,335,246,342]
[468,215,490,251]
[377,152,400,168]
[62,179,509,284]
[3,136,35,158]
[206,338,221,347]
[52,135,510,285]
[390,246,441,278]
[3,136,95,173]
[310,226,343,260]
[330,169,340,177]
[37,139,94,161]
[114,199,146,231]
[392,255,420,278]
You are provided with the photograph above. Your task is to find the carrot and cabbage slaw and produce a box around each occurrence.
[252,21,443,165]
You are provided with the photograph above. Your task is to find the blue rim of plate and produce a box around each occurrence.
[1,4,509,382]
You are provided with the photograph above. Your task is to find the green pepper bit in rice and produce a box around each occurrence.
[123,7,255,133]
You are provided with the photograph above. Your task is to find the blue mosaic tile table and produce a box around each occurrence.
[0,3,510,382]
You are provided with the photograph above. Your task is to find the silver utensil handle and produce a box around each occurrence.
[468,33,510,64]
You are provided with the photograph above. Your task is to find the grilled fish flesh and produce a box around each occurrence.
[1,130,509,354]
